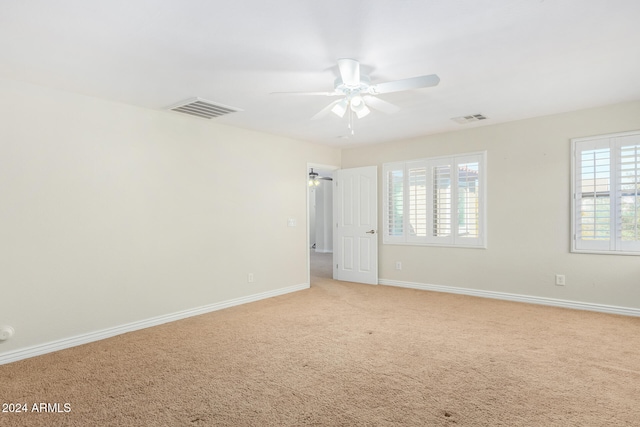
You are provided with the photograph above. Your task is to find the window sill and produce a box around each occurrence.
[571,248,640,256]
[383,241,487,249]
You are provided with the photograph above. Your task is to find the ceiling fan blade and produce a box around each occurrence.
[368,74,440,94]
[337,58,360,87]
[312,100,342,120]
[362,95,400,114]
[270,91,340,96]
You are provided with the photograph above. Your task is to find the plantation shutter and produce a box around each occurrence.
[407,160,428,242]
[574,139,612,251]
[383,162,405,243]
[616,134,640,252]
[383,152,486,248]
[426,158,454,245]
[454,154,483,246]
[573,132,640,253]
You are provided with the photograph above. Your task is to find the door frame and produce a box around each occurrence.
[306,162,339,287]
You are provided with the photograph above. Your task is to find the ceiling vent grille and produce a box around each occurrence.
[451,114,487,124]
[169,98,242,119]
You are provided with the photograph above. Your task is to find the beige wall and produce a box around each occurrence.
[342,101,640,309]
[2,73,638,359]
[0,77,340,354]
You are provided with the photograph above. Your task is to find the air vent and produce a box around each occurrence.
[169,97,242,119]
[451,114,487,124]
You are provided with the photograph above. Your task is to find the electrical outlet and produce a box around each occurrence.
[555,274,565,286]
[395,261,402,270]
[0,326,15,341]
[248,273,254,283]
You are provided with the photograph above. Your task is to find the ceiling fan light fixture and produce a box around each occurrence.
[351,96,364,108]
[331,98,348,117]
[350,96,370,118]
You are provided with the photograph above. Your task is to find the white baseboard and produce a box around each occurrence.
[379,279,640,317]
[0,283,309,365]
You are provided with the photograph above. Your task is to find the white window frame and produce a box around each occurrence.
[383,151,487,248]
[571,130,640,255]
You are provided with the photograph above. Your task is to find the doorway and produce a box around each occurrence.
[307,163,338,285]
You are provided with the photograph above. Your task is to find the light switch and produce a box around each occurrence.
[287,218,297,227]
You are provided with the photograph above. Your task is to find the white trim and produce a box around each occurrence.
[570,248,640,256]
[0,283,309,365]
[572,129,640,143]
[382,242,489,249]
[570,136,578,253]
[379,279,640,317]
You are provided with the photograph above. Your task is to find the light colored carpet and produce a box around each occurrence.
[1,264,639,426]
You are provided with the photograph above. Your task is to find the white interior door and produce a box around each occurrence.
[333,166,378,285]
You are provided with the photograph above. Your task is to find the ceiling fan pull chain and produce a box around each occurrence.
[351,110,355,135]
[348,109,354,135]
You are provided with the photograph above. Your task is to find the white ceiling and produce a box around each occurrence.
[1,0,639,148]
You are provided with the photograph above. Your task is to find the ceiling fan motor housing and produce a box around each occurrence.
[334,75,371,98]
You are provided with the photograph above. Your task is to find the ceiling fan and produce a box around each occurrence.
[308,168,332,187]
[274,58,440,133]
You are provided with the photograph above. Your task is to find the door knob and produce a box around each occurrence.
[365,230,376,234]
